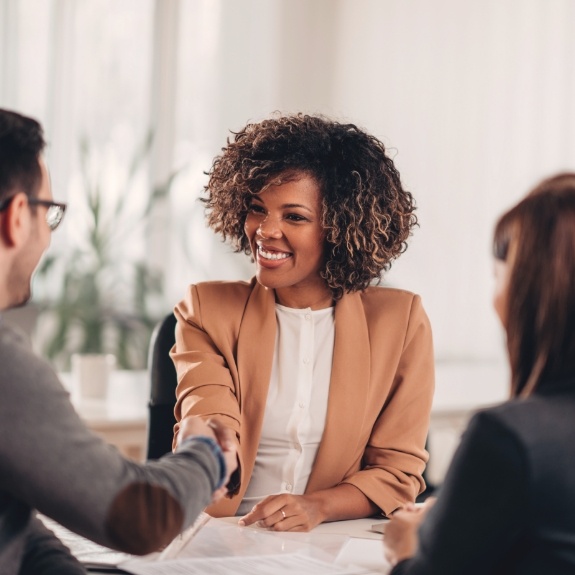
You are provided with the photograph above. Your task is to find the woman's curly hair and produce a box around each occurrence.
[203,113,417,300]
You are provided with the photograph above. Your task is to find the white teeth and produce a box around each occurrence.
[258,247,291,260]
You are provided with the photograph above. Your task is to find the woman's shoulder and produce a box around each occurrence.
[475,387,575,443]
[360,285,420,304]
[176,279,257,326]
[357,285,425,321]
[192,278,256,302]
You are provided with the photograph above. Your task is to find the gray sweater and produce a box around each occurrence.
[0,319,222,575]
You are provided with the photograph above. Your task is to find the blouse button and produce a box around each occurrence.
[305,313,311,321]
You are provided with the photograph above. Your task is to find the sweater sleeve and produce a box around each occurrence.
[390,410,530,575]
[0,325,222,556]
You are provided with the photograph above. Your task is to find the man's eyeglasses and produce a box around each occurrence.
[28,198,67,231]
[0,195,67,232]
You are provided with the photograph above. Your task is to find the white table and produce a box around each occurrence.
[218,516,390,573]
[43,514,390,574]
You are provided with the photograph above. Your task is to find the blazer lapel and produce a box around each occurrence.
[236,281,277,469]
[306,291,371,493]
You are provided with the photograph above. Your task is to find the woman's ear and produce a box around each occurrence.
[1,192,31,248]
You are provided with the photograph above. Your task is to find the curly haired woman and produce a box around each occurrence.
[171,114,435,531]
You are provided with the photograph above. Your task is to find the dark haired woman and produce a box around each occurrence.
[385,173,575,574]
[172,114,434,531]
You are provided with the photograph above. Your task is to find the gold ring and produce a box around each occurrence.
[281,509,286,519]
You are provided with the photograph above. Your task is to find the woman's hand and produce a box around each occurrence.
[384,498,436,566]
[239,484,379,532]
[239,493,326,532]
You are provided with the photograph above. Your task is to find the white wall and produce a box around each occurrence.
[328,0,575,361]
[166,0,575,366]
[2,0,575,368]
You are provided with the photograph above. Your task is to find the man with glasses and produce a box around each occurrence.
[0,109,237,575]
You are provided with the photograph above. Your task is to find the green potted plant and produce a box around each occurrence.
[35,134,175,389]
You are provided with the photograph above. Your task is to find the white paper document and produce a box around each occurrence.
[129,515,348,563]
[39,515,134,568]
[43,512,383,574]
[121,551,371,575]
[118,517,375,574]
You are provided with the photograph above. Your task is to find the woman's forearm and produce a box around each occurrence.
[308,482,380,523]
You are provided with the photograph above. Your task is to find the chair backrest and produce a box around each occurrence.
[146,313,178,460]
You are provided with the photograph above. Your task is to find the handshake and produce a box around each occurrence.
[177,417,239,502]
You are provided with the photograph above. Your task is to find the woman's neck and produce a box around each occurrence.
[274,286,334,310]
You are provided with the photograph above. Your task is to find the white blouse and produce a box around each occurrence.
[237,303,335,516]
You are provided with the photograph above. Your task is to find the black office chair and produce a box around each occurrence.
[146,313,178,460]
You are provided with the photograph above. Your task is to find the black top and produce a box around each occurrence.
[392,380,575,575]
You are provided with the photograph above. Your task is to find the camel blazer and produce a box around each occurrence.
[171,278,434,517]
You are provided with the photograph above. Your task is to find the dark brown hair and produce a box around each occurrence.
[493,173,575,397]
[0,109,45,203]
[203,113,417,300]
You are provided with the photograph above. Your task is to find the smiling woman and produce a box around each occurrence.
[171,113,435,532]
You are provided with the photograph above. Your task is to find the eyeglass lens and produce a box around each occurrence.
[45,205,64,231]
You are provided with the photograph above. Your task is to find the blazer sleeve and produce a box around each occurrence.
[342,295,435,515]
[172,284,241,444]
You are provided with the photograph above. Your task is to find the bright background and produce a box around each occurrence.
[2,0,574,407]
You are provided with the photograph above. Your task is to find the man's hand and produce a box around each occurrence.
[177,416,238,499]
